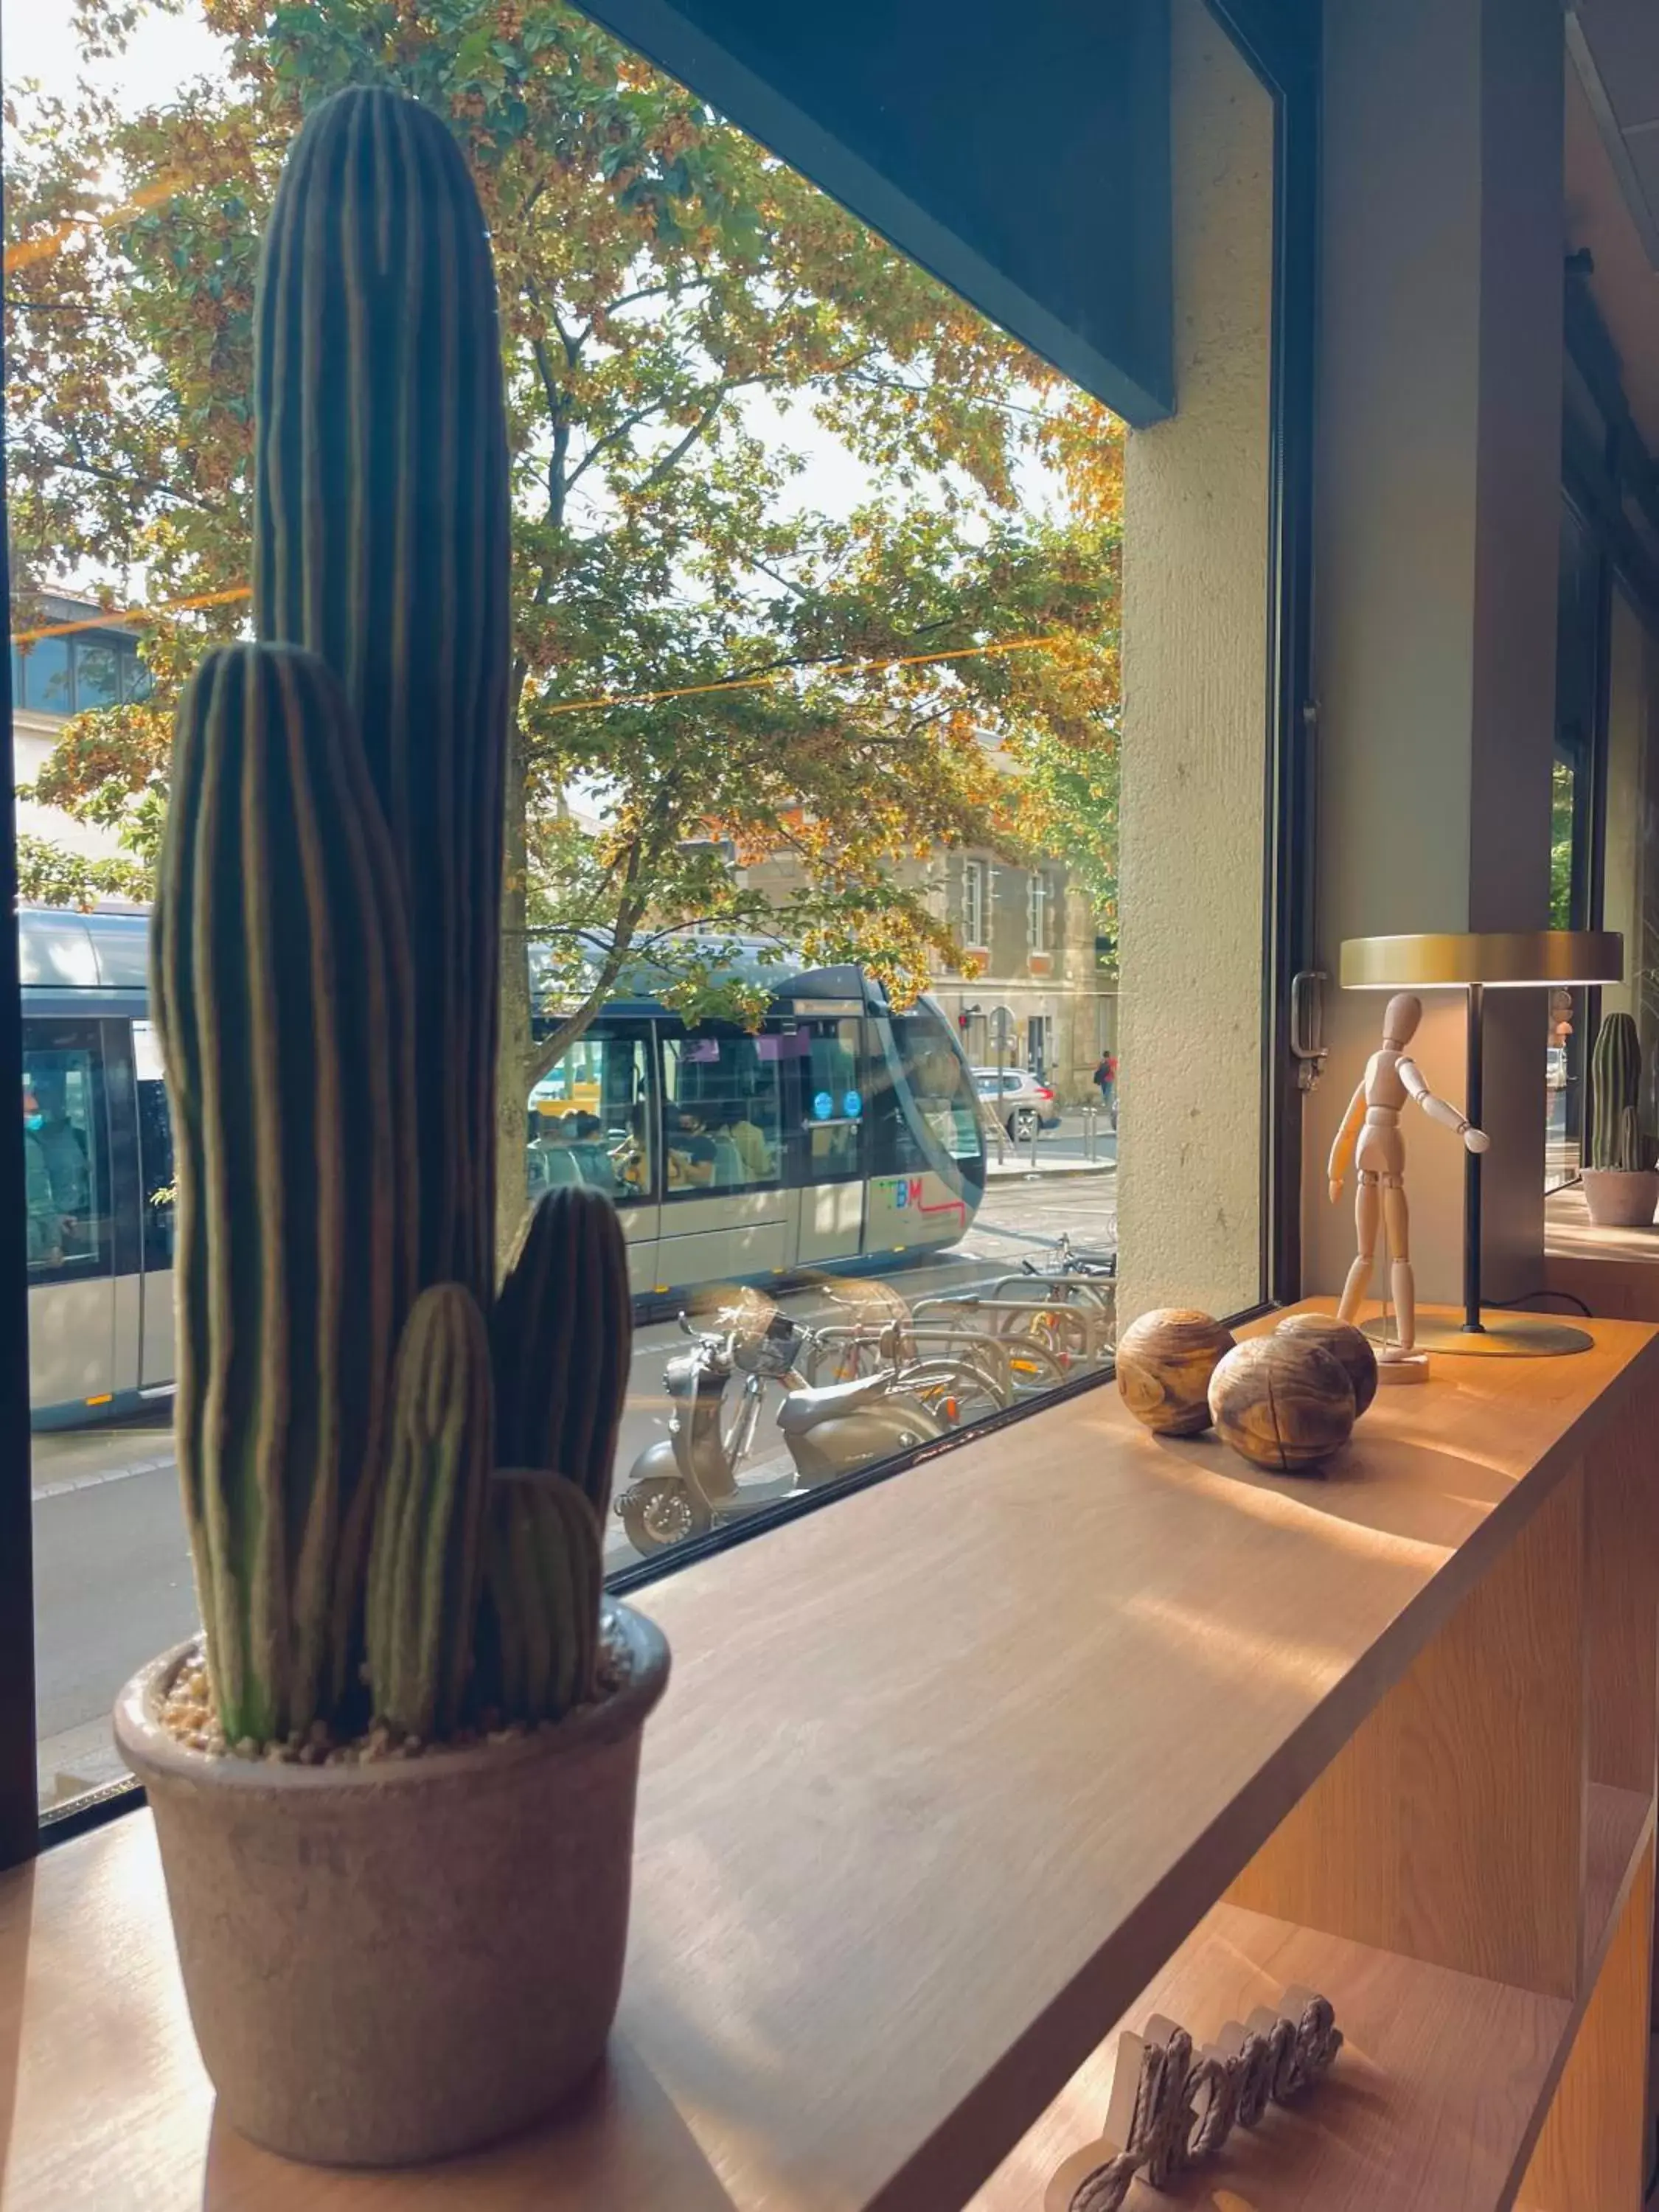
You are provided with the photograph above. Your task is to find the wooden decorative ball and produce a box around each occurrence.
[1208,1337,1356,1475]
[1274,1312,1378,1418]
[1116,1309,1237,1436]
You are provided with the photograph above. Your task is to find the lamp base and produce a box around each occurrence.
[1361,1312,1593,1358]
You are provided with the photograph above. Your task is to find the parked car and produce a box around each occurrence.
[972,1066,1061,1141]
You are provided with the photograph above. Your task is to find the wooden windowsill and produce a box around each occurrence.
[1,1303,1655,2211]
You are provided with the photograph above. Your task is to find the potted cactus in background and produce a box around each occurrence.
[1581,1011,1659,1228]
[111,86,668,2168]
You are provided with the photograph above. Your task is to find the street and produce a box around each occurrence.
[30,1123,1115,1807]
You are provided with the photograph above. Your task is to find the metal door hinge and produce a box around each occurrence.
[1291,970,1328,1092]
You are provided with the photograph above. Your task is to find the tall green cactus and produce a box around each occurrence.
[156,87,630,1756]
[253,84,511,1307]
[366,1285,493,1741]
[1590,1012,1649,1171]
[493,1189,633,1522]
[151,643,417,1745]
[486,1472,603,1725]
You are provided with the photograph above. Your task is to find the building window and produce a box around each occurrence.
[963,858,987,948]
[1026,871,1055,953]
[12,627,147,717]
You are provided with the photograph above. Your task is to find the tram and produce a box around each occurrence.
[20,910,985,1425]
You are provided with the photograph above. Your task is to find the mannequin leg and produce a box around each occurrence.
[1338,1177,1380,1324]
[1382,1182,1414,1354]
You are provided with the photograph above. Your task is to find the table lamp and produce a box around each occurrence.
[1338,931,1624,1355]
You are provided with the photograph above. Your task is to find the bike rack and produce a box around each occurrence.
[911,1289,1115,1366]
[804,1323,1019,1406]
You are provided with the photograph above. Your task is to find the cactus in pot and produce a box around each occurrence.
[1582,1012,1659,1226]
[114,82,669,2171]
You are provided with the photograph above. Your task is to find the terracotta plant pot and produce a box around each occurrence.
[1580,1167,1659,1229]
[114,1603,669,2168]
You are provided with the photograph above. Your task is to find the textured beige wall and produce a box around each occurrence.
[1302,0,1563,1309]
[1115,0,1271,1325]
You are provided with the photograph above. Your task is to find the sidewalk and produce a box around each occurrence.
[984,1152,1115,1179]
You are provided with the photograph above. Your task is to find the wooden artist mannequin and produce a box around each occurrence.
[1329,992,1489,1361]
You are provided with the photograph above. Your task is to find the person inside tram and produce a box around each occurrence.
[665,1103,718,1189]
[612,1103,653,1194]
[712,1099,773,1183]
[528,1105,583,1193]
[22,1085,61,1267]
[27,1070,88,1259]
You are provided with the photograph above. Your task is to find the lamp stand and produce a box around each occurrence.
[1362,981,1593,1358]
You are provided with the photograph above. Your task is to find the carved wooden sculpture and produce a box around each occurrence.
[1045,1988,1343,2212]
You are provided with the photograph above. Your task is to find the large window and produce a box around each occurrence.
[6,0,1289,1830]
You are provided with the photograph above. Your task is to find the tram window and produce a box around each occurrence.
[528,1032,652,1205]
[133,1020,175,1270]
[801,1019,863,1181]
[662,1031,781,1195]
[871,1013,982,1177]
[21,1025,111,1280]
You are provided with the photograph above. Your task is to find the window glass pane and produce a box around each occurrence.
[10,0,1269,1790]
[74,638,122,710]
[870,1013,983,1177]
[801,1018,863,1183]
[662,1030,782,1194]
[18,634,71,716]
[529,1034,652,1204]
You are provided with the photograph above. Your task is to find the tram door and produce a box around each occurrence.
[23,1016,117,1415]
[790,1010,867,1267]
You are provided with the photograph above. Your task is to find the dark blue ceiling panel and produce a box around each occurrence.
[575,0,1175,424]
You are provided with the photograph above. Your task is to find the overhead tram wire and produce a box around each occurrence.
[12,591,1062,710]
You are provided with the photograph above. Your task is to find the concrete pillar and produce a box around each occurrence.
[1604,588,1645,1024]
[1302,0,1564,1308]
[1115,0,1273,1324]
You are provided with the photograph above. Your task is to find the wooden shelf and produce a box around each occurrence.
[971,1782,1658,2211]
[1584,1784,1654,1989]
[1,1306,1656,2211]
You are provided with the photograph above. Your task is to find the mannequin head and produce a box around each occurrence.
[1382,992,1422,1049]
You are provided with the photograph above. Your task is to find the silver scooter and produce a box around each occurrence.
[615,1309,947,1556]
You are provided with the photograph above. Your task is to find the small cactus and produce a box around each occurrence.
[485,1472,603,1724]
[254,84,511,1308]
[366,1286,494,1741]
[493,1189,633,1522]
[1590,1013,1649,1170]
[151,643,417,1745]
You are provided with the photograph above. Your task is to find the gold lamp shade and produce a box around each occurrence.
[1335,929,1624,1359]
[1340,931,1623,990]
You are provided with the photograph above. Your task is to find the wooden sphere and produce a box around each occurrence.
[1208,1337,1356,1474]
[1274,1312,1378,1417]
[1116,1309,1237,1436]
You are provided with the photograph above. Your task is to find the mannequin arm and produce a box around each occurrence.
[1399,1057,1489,1150]
[1327,1080,1366,1200]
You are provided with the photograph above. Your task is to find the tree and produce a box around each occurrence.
[7,0,1121,1251]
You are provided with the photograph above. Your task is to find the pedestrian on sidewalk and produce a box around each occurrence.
[1093,1049,1118,1130]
